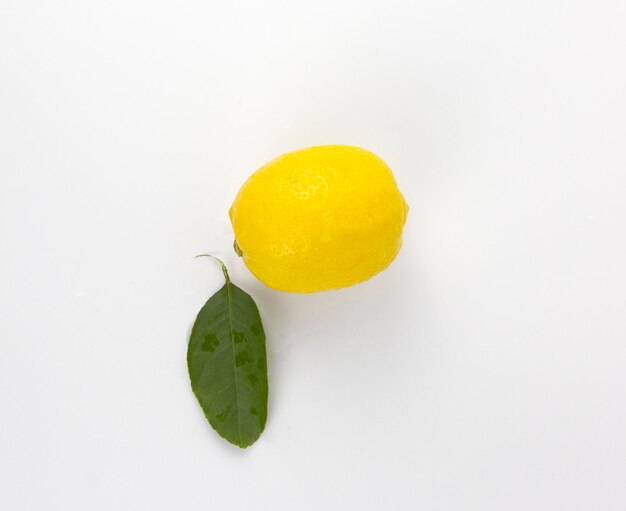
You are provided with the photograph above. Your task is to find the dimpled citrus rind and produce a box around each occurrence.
[229,145,408,293]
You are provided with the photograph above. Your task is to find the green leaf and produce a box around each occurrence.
[187,256,268,448]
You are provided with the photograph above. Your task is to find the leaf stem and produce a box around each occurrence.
[195,254,230,282]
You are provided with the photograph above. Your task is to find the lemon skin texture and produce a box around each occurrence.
[229,145,408,293]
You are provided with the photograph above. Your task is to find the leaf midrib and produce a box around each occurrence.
[226,280,243,445]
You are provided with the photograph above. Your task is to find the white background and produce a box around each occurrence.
[1,1,625,509]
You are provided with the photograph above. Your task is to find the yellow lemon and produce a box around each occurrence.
[229,145,408,293]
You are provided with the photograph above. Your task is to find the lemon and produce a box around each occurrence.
[229,145,408,293]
